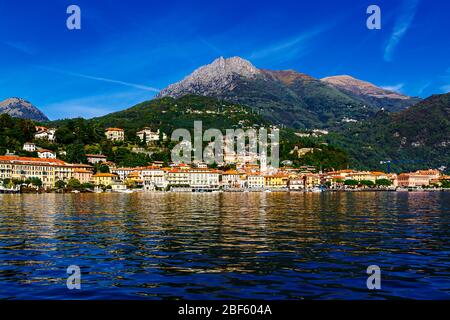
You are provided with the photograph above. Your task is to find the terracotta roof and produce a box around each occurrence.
[105,128,124,131]
[0,155,65,165]
[93,173,118,178]
[74,169,91,173]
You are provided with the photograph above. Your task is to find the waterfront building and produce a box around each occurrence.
[140,166,167,190]
[305,174,322,189]
[86,154,107,164]
[23,142,36,152]
[265,174,289,190]
[221,170,244,189]
[247,173,265,190]
[0,156,66,188]
[188,168,220,191]
[125,171,144,187]
[111,167,136,181]
[397,169,441,187]
[72,168,93,184]
[166,168,191,188]
[105,128,125,141]
[288,175,305,190]
[93,173,120,186]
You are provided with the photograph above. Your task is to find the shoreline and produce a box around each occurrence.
[3,188,450,195]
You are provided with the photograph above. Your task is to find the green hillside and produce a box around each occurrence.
[329,93,450,172]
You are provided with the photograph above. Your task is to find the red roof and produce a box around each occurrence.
[0,155,65,165]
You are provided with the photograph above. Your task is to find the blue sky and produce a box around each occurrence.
[1,0,449,120]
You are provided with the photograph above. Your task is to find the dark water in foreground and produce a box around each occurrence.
[0,192,449,300]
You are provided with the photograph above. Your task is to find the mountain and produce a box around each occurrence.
[91,94,270,133]
[0,97,49,122]
[321,75,421,112]
[156,57,419,129]
[330,93,450,172]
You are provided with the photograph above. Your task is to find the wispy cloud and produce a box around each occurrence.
[381,83,405,93]
[2,41,35,55]
[249,25,330,64]
[384,0,420,62]
[37,66,160,92]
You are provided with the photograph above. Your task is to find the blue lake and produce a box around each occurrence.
[0,192,449,299]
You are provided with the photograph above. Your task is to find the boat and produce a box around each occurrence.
[114,189,134,194]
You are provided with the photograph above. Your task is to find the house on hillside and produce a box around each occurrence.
[37,149,56,159]
[86,154,108,164]
[23,142,36,152]
[105,128,124,141]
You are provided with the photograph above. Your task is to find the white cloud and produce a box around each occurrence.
[2,41,35,55]
[381,83,405,93]
[37,66,160,92]
[249,25,330,64]
[384,0,420,62]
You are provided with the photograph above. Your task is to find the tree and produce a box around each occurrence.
[82,182,94,189]
[344,179,359,186]
[67,178,81,189]
[66,142,87,164]
[360,180,375,187]
[98,164,110,173]
[26,177,42,188]
[55,180,66,189]
[442,180,450,188]
[376,179,392,187]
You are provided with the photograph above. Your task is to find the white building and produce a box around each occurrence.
[137,128,165,144]
[247,173,265,189]
[111,167,136,181]
[188,169,220,190]
[37,149,56,159]
[23,142,36,152]
[34,127,56,142]
[105,128,125,141]
[288,176,305,190]
[140,167,167,190]
[221,171,244,189]
[86,154,107,164]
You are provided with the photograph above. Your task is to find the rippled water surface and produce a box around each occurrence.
[0,192,449,299]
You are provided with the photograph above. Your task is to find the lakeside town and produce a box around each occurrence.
[1,125,449,194]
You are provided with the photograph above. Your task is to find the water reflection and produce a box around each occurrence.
[0,192,449,299]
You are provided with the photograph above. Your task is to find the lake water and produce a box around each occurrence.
[0,192,449,299]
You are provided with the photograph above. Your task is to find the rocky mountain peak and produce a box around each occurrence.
[156,56,261,98]
[0,97,49,121]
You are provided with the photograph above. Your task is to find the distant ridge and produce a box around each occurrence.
[157,56,420,128]
[321,75,421,112]
[0,97,49,121]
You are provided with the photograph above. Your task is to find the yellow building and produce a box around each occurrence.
[93,173,120,186]
[0,155,67,188]
[265,174,289,190]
